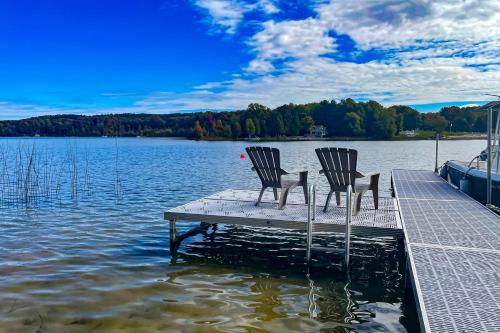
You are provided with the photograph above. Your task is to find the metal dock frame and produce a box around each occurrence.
[165,187,401,268]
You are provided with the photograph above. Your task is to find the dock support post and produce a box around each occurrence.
[345,185,352,268]
[487,107,493,207]
[306,184,316,263]
[169,219,177,253]
[434,133,439,173]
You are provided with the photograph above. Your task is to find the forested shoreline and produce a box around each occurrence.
[0,99,497,140]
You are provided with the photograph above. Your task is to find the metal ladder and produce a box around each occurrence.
[306,183,352,267]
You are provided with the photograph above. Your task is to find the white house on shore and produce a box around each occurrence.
[309,125,327,138]
[400,129,417,137]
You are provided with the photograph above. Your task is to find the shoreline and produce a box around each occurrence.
[0,134,487,141]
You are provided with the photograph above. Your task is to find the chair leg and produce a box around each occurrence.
[372,188,379,210]
[302,184,308,204]
[371,174,380,210]
[278,184,297,210]
[335,192,341,206]
[273,188,278,200]
[256,187,266,206]
[323,190,334,212]
[353,192,363,216]
[300,171,308,204]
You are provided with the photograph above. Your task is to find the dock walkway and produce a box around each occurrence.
[392,169,500,333]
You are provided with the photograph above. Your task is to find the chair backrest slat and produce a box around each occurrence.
[253,148,268,181]
[246,146,282,187]
[316,147,357,191]
[260,147,276,183]
[317,148,336,185]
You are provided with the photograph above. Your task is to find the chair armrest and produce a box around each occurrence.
[355,171,379,178]
[281,168,307,175]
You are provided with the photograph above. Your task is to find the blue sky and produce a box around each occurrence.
[0,0,499,119]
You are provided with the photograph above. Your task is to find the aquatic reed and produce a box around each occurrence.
[0,141,99,207]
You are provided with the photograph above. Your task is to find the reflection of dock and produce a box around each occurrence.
[392,169,500,333]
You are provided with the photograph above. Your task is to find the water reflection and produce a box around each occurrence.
[164,225,414,332]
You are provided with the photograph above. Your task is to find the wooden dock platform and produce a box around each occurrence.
[392,169,500,333]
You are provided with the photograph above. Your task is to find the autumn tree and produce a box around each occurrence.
[193,120,204,139]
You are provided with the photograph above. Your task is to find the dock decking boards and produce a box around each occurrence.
[165,189,402,237]
[392,169,500,333]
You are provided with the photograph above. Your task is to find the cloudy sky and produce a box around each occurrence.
[0,0,499,119]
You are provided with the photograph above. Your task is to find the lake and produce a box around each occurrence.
[0,138,484,333]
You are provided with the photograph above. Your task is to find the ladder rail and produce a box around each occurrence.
[306,183,352,268]
[306,183,316,262]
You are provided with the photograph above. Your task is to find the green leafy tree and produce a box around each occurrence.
[423,113,448,132]
[245,118,256,138]
[274,113,286,136]
[2,98,497,139]
[344,112,364,136]
[371,108,397,139]
[302,115,314,134]
[390,105,422,130]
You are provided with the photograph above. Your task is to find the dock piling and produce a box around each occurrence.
[487,106,492,206]
[169,219,177,253]
[434,133,439,173]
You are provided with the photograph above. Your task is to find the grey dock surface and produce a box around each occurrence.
[165,189,402,237]
[392,169,500,333]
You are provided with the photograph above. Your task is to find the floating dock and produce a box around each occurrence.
[165,170,500,333]
[392,169,500,333]
[165,188,401,237]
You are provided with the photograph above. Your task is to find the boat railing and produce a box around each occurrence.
[467,155,481,170]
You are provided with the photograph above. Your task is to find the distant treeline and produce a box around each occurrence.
[0,99,497,139]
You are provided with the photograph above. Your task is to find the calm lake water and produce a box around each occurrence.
[0,138,484,333]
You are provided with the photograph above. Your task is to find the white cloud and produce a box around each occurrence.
[247,18,335,69]
[3,0,500,119]
[318,0,500,50]
[0,102,84,120]
[193,0,280,34]
[255,0,279,15]
[127,57,499,112]
[182,0,500,108]
[194,0,247,34]
[245,58,275,72]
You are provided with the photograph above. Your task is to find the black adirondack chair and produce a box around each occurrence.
[246,146,308,209]
[315,147,379,215]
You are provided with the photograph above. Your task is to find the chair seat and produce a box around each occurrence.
[354,183,370,193]
[281,179,303,188]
